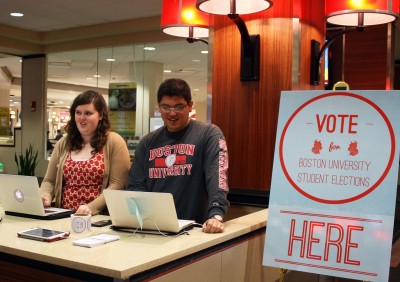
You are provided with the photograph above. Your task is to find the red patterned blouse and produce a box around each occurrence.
[62,149,105,211]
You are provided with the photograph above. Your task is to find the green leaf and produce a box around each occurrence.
[14,143,40,176]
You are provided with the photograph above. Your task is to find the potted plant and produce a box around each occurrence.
[14,144,39,176]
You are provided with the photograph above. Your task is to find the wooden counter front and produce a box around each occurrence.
[0,208,268,280]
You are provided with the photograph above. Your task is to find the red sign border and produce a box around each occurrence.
[279,92,395,204]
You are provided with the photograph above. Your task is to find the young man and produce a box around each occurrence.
[128,78,229,233]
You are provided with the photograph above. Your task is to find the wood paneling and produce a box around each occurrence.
[0,260,83,281]
[211,1,325,192]
[344,25,389,89]
[326,24,394,90]
[298,0,327,90]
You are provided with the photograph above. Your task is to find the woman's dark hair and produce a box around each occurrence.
[65,90,110,153]
[157,78,192,104]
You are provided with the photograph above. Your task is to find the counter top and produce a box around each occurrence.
[0,207,268,280]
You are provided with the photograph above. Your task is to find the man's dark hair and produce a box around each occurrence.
[157,78,192,103]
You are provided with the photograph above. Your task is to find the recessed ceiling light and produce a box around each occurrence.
[86,77,93,80]
[201,50,208,54]
[178,70,197,74]
[192,59,201,62]
[10,12,24,17]
[143,47,155,51]
[94,74,101,78]
[106,58,115,62]
[164,70,172,73]
[193,88,200,91]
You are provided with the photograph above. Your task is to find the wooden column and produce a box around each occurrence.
[210,0,325,193]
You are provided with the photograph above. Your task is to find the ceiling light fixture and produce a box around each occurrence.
[196,0,273,81]
[310,0,400,85]
[161,0,209,44]
[326,0,399,26]
[10,12,24,17]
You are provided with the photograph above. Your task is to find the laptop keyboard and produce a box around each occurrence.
[44,209,56,213]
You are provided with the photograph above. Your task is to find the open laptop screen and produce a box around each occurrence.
[0,174,73,220]
[104,190,195,234]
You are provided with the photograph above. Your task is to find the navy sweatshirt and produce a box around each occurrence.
[128,119,229,223]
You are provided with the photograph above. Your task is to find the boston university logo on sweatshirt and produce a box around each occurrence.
[148,144,194,178]
[147,140,229,193]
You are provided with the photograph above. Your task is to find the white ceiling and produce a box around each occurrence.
[0,0,163,32]
[0,0,209,107]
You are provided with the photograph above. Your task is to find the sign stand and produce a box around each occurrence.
[279,268,287,282]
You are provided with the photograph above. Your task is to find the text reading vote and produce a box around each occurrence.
[316,114,358,134]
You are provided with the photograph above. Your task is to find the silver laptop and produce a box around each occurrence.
[104,190,195,235]
[0,174,73,220]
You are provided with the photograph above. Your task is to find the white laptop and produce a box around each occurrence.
[104,190,196,235]
[0,174,73,220]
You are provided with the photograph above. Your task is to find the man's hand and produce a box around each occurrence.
[203,218,224,233]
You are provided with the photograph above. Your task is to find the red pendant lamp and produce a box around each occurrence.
[326,0,400,27]
[196,0,272,15]
[311,0,400,86]
[161,0,209,41]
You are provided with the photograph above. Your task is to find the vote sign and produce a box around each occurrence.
[263,91,400,281]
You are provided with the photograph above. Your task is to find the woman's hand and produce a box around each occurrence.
[41,195,51,207]
[75,205,92,215]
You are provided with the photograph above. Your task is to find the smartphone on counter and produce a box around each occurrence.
[91,219,112,227]
[17,227,69,242]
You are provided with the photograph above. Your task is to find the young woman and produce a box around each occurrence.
[40,90,130,215]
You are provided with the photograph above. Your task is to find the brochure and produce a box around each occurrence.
[72,233,120,248]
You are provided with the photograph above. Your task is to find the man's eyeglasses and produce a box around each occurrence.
[159,104,188,113]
